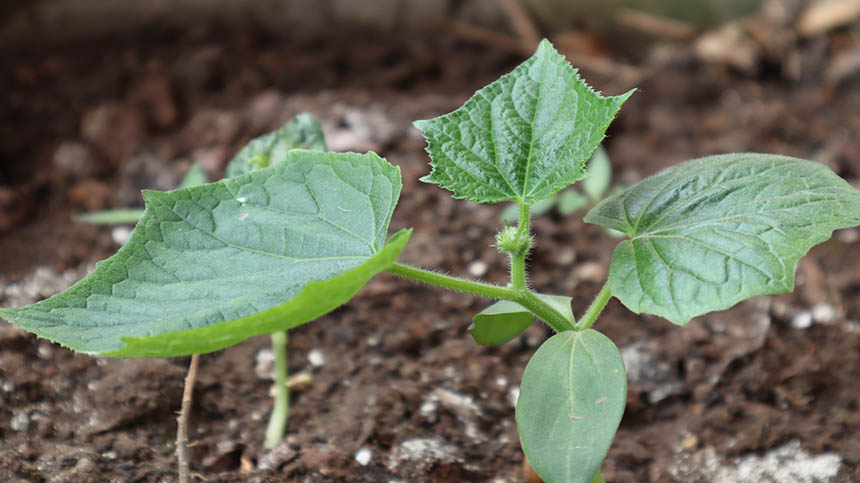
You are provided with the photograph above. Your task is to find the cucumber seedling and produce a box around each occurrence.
[3,40,860,482]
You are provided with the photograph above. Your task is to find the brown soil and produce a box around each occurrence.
[1,24,859,483]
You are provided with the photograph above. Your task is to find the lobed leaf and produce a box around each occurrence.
[0,150,406,357]
[470,294,572,345]
[225,113,327,178]
[416,39,633,205]
[517,329,626,483]
[585,153,860,325]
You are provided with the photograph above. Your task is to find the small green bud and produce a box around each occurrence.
[495,225,532,255]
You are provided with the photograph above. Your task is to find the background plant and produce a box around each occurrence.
[3,40,860,483]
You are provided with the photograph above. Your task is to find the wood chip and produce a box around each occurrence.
[797,0,860,37]
[615,8,697,40]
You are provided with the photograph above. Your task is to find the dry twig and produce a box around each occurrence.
[178,354,201,483]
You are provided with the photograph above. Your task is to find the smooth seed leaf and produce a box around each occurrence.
[585,153,860,325]
[416,39,633,205]
[177,162,208,189]
[557,190,589,215]
[470,294,572,345]
[583,146,611,203]
[517,329,626,483]
[76,164,209,226]
[225,113,327,178]
[0,150,406,357]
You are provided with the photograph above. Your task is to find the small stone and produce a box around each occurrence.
[419,399,438,421]
[791,311,813,330]
[2,380,15,393]
[680,433,699,451]
[837,228,859,243]
[53,141,104,180]
[111,226,132,245]
[467,260,488,278]
[433,387,480,419]
[308,348,325,367]
[258,442,298,471]
[508,387,520,408]
[11,410,31,431]
[37,343,55,360]
[255,349,275,380]
[495,375,508,388]
[573,261,606,282]
[811,303,835,324]
[354,447,372,466]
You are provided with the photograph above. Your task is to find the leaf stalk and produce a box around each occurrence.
[575,281,612,330]
[385,262,573,332]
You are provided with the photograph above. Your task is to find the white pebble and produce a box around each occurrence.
[420,399,438,422]
[468,260,488,278]
[494,375,508,388]
[811,303,835,324]
[308,348,325,367]
[791,311,813,330]
[354,447,372,466]
[507,387,520,408]
[111,226,132,245]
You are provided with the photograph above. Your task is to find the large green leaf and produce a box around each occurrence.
[585,153,860,325]
[0,150,406,357]
[415,39,633,205]
[225,113,327,178]
[469,294,572,345]
[517,329,626,483]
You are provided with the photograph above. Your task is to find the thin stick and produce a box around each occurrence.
[177,353,200,483]
[498,0,541,47]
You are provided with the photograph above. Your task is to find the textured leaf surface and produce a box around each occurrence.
[0,150,405,356]
[517,330,626,483]
[416,39,633,205]
[225,113,327,178]
[585,153,860,324]
[470,294,572,345]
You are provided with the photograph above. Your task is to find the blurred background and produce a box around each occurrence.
[1,1,859,481]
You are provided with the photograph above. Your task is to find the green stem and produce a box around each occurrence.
[386,262,514,300]
[510,202,529,291]
[575,281,612,330]
[386,263,573,332]
[264,330,289,449]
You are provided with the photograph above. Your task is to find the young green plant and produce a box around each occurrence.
[3,40,860,482]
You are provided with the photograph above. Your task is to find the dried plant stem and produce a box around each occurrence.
[177,354,200,483]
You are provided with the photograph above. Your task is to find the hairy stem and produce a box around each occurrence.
[386,263,572,332]
[575,281,612,330]
[264,330,290,449]
[510,202,530,291]
[177,353,200,483]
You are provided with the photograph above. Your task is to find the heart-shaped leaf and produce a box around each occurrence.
[225,112,327,178]
[416,39,633,205]
[470,294,572,345]
[517,329,626,483]
[0,150,407,357]
[585,153,860,325]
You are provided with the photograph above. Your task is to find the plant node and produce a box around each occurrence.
[495,224,533,256]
